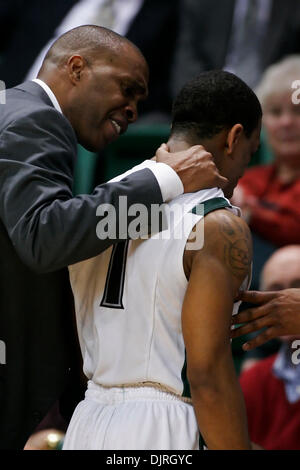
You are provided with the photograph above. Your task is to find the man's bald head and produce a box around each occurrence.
[36,25,149,152]
[39,24,144,73]
[261,245,300,291]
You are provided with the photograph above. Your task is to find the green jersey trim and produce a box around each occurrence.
[190,196,232,216]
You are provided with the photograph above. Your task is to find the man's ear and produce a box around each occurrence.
[67,55,86,85]
[225,124,244,156]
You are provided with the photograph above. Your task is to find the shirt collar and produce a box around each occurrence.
[32,78,62,114]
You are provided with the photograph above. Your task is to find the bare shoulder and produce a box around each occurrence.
[203,209,252,250]
[184,209,252,283]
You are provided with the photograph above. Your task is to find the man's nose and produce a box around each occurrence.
[125,102,138,123]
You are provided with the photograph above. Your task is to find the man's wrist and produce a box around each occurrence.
[149,162,184,202]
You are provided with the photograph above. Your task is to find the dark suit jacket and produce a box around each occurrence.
[0,81,163,449]
[172,0,300,94]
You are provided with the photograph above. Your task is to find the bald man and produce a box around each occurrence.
[260,246,300,292]
[0,25,227,449]
[239,246,300,450]
[232,247,300,349]
[241,246,300,371]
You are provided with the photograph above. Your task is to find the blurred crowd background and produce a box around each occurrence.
[1,0,300,450]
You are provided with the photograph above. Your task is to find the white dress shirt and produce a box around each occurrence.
[32,78,62,113]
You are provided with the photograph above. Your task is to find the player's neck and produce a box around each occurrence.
[167,136,215,154]
[167,136,225,172]
[167,136,194,153]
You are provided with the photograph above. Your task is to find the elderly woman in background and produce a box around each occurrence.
[232,56,300,247]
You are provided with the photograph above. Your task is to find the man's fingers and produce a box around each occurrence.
[241,327,278,351]
[231,320,262,339]
[155,143,169,158]
[158,143,204,158]
[231,303,270,325]
[159,143,168,151]
[239,290,278,305]
[231,310,271,338]
[156,143,228,193]
[214,172,229,189]
[188,144,206,152]
[192,147,228,188]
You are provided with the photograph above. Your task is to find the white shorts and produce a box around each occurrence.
[63,381,200,450]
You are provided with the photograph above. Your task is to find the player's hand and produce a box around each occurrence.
[156,143,228,193]
[231,289,300,350]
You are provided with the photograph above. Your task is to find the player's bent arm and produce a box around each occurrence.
[182,210,252,450]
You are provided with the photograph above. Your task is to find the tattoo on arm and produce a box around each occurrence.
[219,215,252,280]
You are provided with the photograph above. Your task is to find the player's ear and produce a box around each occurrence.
[225,124,243,156]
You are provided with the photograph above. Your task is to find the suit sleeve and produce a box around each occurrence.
[0,108,163,273]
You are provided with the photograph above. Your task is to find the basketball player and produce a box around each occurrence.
[63,71,262,450]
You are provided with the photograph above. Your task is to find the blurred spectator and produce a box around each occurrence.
[0,0,178,121]
[172,0,300,95]
[230,55,300,288]
[232,56,300,248]
[239,245,300,450]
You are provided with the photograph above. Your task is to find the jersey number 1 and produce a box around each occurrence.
[100,240,129,309]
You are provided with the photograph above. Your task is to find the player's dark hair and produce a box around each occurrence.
[171,70,262,140]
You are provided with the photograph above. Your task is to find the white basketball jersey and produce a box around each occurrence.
[69,160,248,398]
